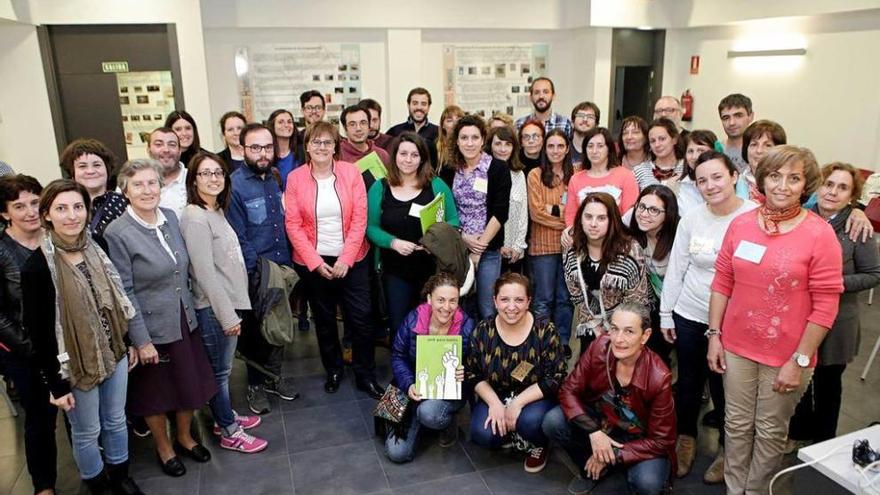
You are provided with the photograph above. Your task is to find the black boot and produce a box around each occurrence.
[107,461,145,495]
[83,469,112,495]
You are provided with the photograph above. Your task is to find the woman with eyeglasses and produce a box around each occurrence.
[632,119,684,191]
[658,151,756,483]
[180,152,268,454]
[285,121,383,399]
[564,127,639,226]
[217,111,247,173]
[105,159,217,477]
[517,120,545,175]
[628,185,679,365]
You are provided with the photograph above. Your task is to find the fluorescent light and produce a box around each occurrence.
[728,48,806,58]
[637,26,653,30]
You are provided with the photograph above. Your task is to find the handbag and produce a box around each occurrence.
[372,384,412,437]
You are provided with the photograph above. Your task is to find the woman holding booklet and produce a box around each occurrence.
[367,132,459,335]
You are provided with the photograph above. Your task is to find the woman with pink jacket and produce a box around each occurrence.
[284,121,383,399]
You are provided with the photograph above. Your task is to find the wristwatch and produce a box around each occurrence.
[704,328,721,338]
[792,352,810,368]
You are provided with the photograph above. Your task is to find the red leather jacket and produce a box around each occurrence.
[559,334,676,467]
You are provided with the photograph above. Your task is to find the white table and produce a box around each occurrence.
[798,424,880,494]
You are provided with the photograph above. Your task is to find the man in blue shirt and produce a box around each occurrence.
[228,123,298,414]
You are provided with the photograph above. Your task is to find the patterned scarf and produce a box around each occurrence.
[758,203,802,235]
[652,166,677,182]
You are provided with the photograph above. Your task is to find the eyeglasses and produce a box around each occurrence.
[655,107,678,115]
[310,139,335,148]
[246,144,274,154]
[197,170,225,179]
[636,203,666,216]
[575,113,597,121]
[521,133,542,142]
[304,105,324,112]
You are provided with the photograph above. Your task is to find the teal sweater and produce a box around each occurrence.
[367,177,460,250]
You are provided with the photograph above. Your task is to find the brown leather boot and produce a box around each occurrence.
[676,435,696,478]
[703,447,725,484]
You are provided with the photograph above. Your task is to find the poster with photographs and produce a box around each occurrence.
[235,43,362,126]
[442,44,549,120]
[115,71,175,159]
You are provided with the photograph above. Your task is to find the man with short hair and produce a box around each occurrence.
[359,98,394,151]
[570,101,601,165]
[653,96,683,130]
[227,123,298,414]
[515,77,572,137]
[718,93,755,173]
[296,90,327,159]
[148,127,187,218]
[387,87,439,166]
[340,104,390,166]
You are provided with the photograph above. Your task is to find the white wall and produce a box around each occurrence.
[662,10,880,169]
[0,22,58,183]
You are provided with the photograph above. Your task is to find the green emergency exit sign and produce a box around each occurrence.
[101,61,129,73]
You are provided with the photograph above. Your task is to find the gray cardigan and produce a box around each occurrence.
[815,206,880,365]
[104,208,198,346]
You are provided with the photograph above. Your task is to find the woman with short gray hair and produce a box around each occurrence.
[104,158,217,477]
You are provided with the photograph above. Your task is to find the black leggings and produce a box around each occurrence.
[788,364,847,443]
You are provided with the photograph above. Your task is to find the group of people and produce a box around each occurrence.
[0,76,877,495]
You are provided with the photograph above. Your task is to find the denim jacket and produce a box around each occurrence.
[227,165,291,274]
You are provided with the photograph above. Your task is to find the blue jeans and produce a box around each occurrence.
[542,406,669,495]
[66,356,129,479]
[198,307,238,432]
[383,273,421,336]
[475,249,502,319]
[385,399,464,463]
[529,254,573,344]
[470,398,555,448]
[673,312,724,443]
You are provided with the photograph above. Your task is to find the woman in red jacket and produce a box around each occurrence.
[542,302,675,495]
[284,121,383,399]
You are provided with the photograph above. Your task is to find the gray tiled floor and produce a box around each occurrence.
[2,294,879,494]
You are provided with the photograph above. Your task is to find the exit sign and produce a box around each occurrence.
[101,61,129,73]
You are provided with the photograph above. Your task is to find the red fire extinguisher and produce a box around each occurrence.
[681,89,694,122]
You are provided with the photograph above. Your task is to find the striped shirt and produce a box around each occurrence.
[527,167,567,256]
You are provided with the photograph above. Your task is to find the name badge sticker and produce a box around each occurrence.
[408,202,424,218]
[473,177,488,194]
[57,352,70,364]
[510,361,534,382]
[733,240,767,264]
[689,236,714,254]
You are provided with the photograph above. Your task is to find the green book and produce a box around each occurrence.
[415,335,462,400]
[419,192,445,234]
[355,151,387,180]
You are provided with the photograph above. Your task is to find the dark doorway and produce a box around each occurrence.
[39,24,184,169]
[609,29,665,134]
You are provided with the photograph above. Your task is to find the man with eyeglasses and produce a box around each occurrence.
[718,93,755,173]
[387,87,439,167]
[296,90,327,159]
[570,102,601,166]
[227,123,298,415]
[148,127,187,218]
[339,104,390,185]
[359,98,394,152]
[515,77,573,138]
[653,96,684,130]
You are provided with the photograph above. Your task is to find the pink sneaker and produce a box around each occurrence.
[219,428,268,454]
[213,411,263,435]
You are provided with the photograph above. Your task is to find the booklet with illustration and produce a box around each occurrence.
[414,334,462,400]
[356,151,387,180]
[418,192,445,234]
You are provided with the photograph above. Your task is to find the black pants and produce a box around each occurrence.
[296,256,376,382]
[240,309,285,386]
[788,363,847,443]
[5,357,59,493]
[673,313,725,443]
[647,303,673,367]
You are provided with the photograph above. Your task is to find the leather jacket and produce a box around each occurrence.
[0,232,34,357]
[559,334,676,468]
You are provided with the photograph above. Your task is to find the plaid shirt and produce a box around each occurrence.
[515,111,573,138]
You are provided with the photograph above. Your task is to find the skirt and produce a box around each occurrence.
[127,308,218,417]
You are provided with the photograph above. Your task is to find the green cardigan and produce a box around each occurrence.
[366,177,460,251]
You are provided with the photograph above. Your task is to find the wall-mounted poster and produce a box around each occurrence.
[235,44,362,126]
[116,71,175,159]
[443,44,549,120]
